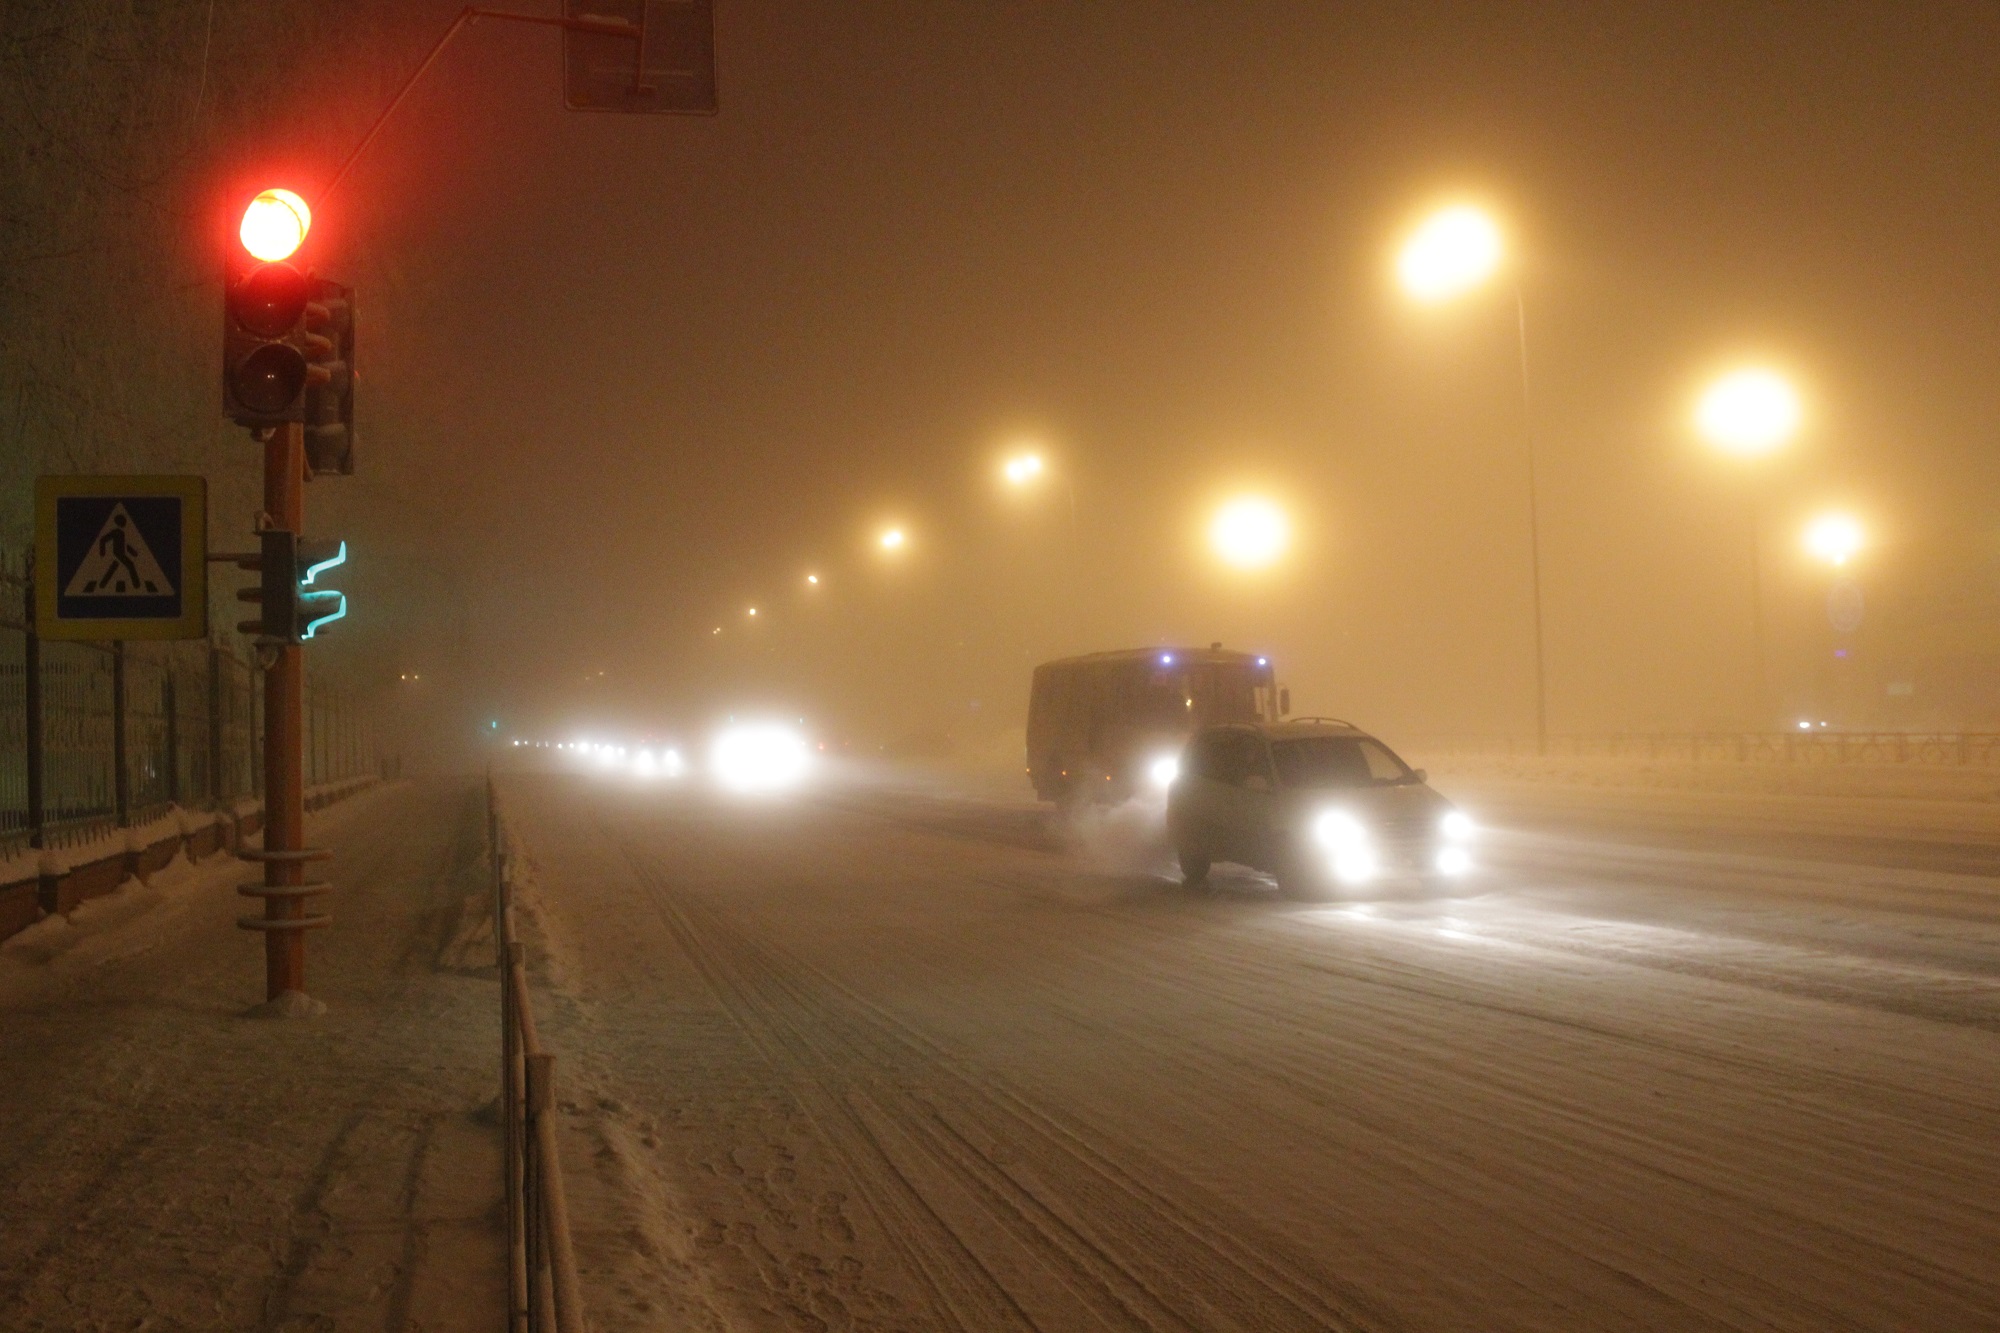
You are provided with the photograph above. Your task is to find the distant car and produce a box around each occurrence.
[1166,719,1475,898]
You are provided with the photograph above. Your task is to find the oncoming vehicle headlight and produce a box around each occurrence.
[1436,845,1474,877]
[1312,810,1378,885]
[711,723,811,793]
[1440,810,1475,842]
[1148,755,1180,789]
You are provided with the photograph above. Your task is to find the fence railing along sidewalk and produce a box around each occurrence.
[1,550,383,860]
[1405,731,2000,767]
[488,779,586,1333]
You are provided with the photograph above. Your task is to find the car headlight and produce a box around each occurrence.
[1148,755,1180,789]
[1440,810,1475,842]
[1312,810,1378,884]
[1435,845,1474,877]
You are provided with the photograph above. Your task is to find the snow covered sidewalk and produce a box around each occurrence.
[0,778,506,1332]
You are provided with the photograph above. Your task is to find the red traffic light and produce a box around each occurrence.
[239,188,311,262]
[229,262,311,338]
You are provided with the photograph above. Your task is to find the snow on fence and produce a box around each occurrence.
[488,779,586,1333]
[1405,732,2000,766]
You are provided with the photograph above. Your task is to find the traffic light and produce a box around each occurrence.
[223,188,332,428]
[304,278,355,475]
[237,530,347,644]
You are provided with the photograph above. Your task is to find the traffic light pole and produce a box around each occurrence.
[264,423,305,997]
[247,421,328,1005]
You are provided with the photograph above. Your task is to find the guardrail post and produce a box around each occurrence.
[207,643,225,806]
[112,639,130,828]
[506,940,528,1333]
[23,558,45,850]
[163,666,180,808]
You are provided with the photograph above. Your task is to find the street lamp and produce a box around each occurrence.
[1002,452,1044,485]
[1803,512,1862,567]
[1696,369,1800,458]
[999,443,1078,534]
[878,526,907,552]
[1696,365,1802,722]
[1396,202,1550,754]
[1397,205,1503,304]
[1209,496,1289,570]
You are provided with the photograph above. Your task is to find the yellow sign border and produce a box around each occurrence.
[34,475,208,641]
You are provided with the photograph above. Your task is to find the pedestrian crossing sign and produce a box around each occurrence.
[35,475,207,640]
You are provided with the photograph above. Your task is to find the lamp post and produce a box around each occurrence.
[1397,205,1549,754]
[1695,367,1802,724]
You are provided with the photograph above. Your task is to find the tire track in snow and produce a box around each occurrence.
[611,834,1386,1332]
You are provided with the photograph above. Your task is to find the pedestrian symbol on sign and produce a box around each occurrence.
[64,504,173,598]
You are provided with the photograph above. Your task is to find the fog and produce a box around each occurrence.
[10,2,2000,762]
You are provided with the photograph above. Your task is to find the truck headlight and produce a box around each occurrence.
[1440,810,1475,842]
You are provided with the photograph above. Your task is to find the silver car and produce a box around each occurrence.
[1165,719,1475,898]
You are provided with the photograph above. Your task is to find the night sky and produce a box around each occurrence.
[230,3,2000,748]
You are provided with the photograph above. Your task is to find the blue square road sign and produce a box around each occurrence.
[34,475,207,640]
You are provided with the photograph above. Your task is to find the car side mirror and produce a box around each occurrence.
[1243,773,1271,793]
[1278,687,1291,716]
[1411,768,1427,784]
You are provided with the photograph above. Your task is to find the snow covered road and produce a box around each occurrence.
[503,769,2000,1332]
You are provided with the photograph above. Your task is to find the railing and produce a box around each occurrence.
[489,779,587,1333]
[0,549,378,858]
[1405,731,2000,766]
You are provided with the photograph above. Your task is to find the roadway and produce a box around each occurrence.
[503,766,2000,1332]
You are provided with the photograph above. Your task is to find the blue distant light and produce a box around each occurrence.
[1160,653,1174,666]
[1256,657,1268,666]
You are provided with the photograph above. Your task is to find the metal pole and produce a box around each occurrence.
[112,640,130,827]
[208,643,225,805]
[163,666,180,808]
[262,423,308,1000]
[1748,493,1767,728]
[23,557,45,849]
[1514,283,1550,757]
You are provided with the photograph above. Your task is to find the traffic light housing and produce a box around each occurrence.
[237,530,347,644]
[223,252,333,426]
[303,278,355,475]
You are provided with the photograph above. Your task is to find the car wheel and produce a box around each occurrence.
[1177,845,1211,889]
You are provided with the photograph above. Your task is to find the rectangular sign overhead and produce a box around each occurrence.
[35,475,207,640]
[564,0,717,114]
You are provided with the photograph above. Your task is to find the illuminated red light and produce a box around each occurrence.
[240,188,311,262]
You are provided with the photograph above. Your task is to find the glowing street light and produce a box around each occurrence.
[1803,513,1863,567]
[1209,497,1289,570]
[805,573,820,586]
[239,188,312,263]
[1396,205,1503,304]
[1696,368,1801,457]
[1394,202,1550,754]
[746,606,758,617]
[878,527,907,552]
[1696,366,1804,723]
[1002,452,1045,486]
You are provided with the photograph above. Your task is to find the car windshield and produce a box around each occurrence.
[1270,736,1414,788]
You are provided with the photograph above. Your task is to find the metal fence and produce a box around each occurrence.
[489,778,586,1333]
[1,552,378,858]
[1405,731,2000,766]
